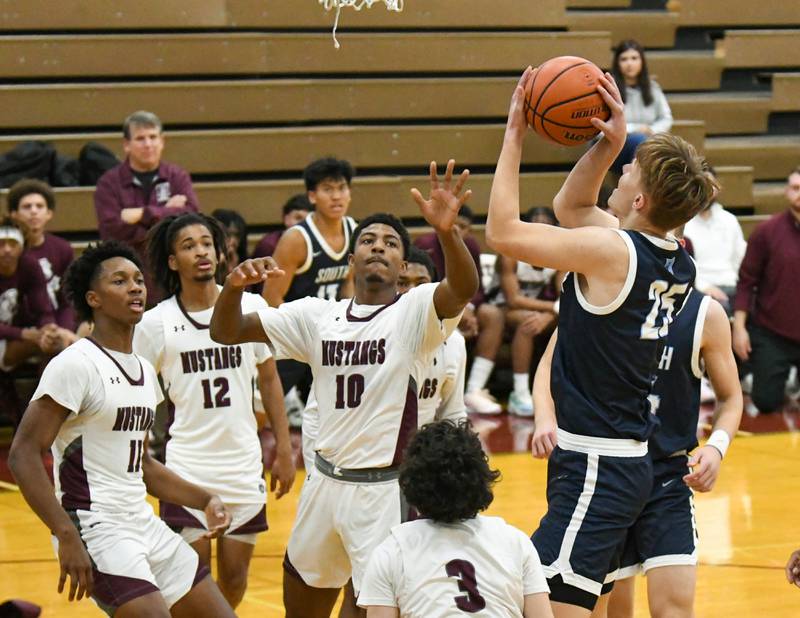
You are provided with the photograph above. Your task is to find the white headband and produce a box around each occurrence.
[0,227,24,245]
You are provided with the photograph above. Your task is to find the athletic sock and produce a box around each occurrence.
[513,373,530,397]
[466,357,494,393]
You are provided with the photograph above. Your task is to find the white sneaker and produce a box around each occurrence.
[464,389,502,415]
[785,366,800,401]
[508,391,534,417]
[741,373,753,395]
[744,400,760,418]
[700,378,716,404]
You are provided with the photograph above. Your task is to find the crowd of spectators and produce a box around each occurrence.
[1,36,799,429]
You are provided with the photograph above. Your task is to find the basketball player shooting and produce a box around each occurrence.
[209,159,479,618]
[486,67,716,616]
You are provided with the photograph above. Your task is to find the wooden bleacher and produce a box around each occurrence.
[0,0,797,245]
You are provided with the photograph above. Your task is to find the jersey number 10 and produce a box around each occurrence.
[641,281,688,340]
[335,374,365,409]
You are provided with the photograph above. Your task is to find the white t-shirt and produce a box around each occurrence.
[683,202,747,290]
[133,291,271,503]
[33,337,163,516]
[358,515,550,617]
[258,283,460,468]
[417,330,467,427]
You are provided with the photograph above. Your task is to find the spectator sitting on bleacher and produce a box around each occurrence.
[683,168,747,316]
[611,39,673,175]
[415,205,506,415]
[7,179,78,348]
[252,194,311,259]
[93,110,199,291]
[733,167,800,413]
[212,208,248,275]
[487,207,561,417]
[0,219,60,371]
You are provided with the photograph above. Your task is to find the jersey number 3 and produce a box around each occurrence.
[446,559,486,612]
[641,281,688,340]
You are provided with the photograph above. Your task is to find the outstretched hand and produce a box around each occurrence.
[227,257,285,290]
[411,160,472,234]
[590,72,627,149]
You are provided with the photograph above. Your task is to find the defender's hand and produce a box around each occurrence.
[411,160,472,235]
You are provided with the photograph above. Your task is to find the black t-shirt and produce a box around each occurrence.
[132,169,158,197]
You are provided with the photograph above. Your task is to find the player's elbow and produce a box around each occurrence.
[209,319,235,345]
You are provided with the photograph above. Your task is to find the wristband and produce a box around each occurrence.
[706,429,730,459]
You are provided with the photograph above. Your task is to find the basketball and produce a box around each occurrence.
[524,56,611,147]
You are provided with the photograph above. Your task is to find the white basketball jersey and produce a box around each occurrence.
[32,338,162,516]
[359,515,549,617]
[133,291,271,503]
[258,283,459,469]
[417,330,467,427]
[492,262,556,305]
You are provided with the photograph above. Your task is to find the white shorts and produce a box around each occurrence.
[55,508,206,614]
[161,501,267,546]
[285,468,403,591]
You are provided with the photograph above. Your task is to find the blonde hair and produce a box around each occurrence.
[635,134,718,231]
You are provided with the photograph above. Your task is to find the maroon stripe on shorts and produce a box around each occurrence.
[159,502,205,529]
[59,436,91,511]
[192,563,211,588]
[391,376,419,466]
[229,504,268,535]
[92,571,159,614]
[283,552,307,584]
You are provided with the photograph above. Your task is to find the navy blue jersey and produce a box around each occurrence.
[285,213,357,302]
[551,230,696,441]
[648,291,709,460]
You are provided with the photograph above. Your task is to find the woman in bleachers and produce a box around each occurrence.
[610,39,673,175]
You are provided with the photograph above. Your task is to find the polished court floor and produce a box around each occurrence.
[1,431,799,616]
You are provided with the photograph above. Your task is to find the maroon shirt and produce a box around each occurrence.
[252,230,283,259]
[25,234,76,330]
[94,159,199,251]
[735,210,800,343]
[0,253,56,340]
[413,231,485,306]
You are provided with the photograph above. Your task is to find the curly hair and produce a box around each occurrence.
[146,213,227,297]
[65,241,142,323]
[399,420,500,523]
[350,213,410,258]
[6,178,56,212]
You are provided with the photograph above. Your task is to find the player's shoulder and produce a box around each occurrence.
[400,282,438,303]
[472,514,530,543]
[139,296,173,324]
[46,338,98,377]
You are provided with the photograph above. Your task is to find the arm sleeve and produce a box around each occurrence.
[356,536,402,608]
[94,174,148,244]
[520,531,551,596]
[0,322,23,340]
[257,297,325,362]
[649,84,673,134]
[435,335,467,423]
[132,309,166,372]
[31,349,95,414]
[734,225,767,312]
[400,283,462,358]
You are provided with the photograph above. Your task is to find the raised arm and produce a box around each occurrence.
[256,357,296,499]
[262,229,306,307]
[683,299,743,492]
[210,257,284,345]
[410,160,479,319]
[9,397,94,601]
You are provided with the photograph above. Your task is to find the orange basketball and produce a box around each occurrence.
[524,56,611,147]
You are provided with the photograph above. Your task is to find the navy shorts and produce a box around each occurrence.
[616,454,697,579]
[531,430,653,610]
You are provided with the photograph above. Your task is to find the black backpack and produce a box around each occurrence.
[0,141,56,188]
[79,142,120,186]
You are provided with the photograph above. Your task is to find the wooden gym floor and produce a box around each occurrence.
[1,429,799,616]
